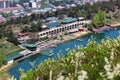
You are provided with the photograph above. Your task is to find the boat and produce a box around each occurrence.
[76,39,83,42]
[99,31,104,34]
[40,49,54,56]
[112,27,117,30]
[51,44,57,47]
[48,52,54,56]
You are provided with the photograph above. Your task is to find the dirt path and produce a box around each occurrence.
[110,22,120,27]
[0,63,12,71]
[0,63,13,80]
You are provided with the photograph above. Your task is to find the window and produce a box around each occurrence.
[46,32,48,34]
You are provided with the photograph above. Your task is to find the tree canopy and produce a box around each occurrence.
[93,11,107,27]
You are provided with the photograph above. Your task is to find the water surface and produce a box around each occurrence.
[9,27,120,80]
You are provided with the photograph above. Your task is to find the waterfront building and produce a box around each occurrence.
[18,18,91,41]
[26,43,37,51]
[38,18,91,38]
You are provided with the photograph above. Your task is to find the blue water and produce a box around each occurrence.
[9,27,120,80]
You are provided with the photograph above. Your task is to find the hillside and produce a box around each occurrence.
[20,37,120,80]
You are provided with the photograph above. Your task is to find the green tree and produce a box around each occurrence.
[7,32,19,45]
[30,21,42,32]
[77,10,87,18]
[92,11,107,27]
[0,54,7,67]
[0,27,5,38]
[21,26,30,32]
[59,14,64,20]
[30,23,38,32]
[28,32,38,43]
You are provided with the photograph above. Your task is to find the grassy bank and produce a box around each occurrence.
[0,38,23,56]
[0,38,22,80]
[40,2,53,9]
[0,62,18,80]
[107,18,120,27]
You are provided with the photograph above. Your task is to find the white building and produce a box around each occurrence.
[29,1,37,8]
[38,19,91,38]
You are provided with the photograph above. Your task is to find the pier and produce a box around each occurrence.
[12,40,60,62]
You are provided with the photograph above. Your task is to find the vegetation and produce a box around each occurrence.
[7,32,19,45]
[50,0,74,6]
[19,37,120,80]
[0,62,18,80]
[0,0,118,35]
[0,70,11,80]
[0,38,22,55]
[4,0,120,26]
[1,0,120,34]
[40,2,54,9]
[88,11,107,28]
[0,54,7,67]
[0,12,13,18]
[0,26,19,45]
[0,38,23,67]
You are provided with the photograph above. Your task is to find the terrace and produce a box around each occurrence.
[61,18,78,24]
[47,22,61,28]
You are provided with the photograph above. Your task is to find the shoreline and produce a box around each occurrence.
[0,63,15,80]
[14,30,91,62]
[110,22,120,27]
[0,63,12,71]
[14,22,120,62]
[0,22,120,79]
[61,31,91,43]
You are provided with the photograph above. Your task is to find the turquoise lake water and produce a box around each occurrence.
[9,27,120,80]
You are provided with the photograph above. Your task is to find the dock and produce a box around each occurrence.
[13,40,60,62]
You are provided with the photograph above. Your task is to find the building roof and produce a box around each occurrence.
[78,17,84,20]
[61,18,78,24]
[41,25,47,28]
[18,32,29,36]
[0,7,21,13]
[47,22,61,28]
[7,53,23,61]
[26,43,37,48]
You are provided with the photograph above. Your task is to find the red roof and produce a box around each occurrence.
[18,32,29,36]
[0,7,21,13]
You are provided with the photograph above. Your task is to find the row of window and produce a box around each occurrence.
[39,23,84,37]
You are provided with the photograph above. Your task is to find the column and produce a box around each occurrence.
[3,1,6,8]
